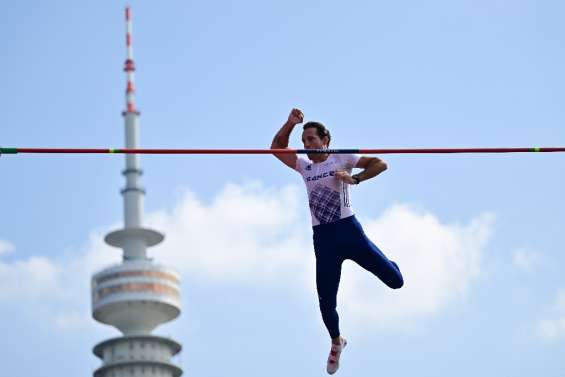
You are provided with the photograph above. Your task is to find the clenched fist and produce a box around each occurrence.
[287,108,304,126]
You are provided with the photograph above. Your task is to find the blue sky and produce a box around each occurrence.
[1,1,564,376]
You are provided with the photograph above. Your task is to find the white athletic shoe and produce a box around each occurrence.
[326,337,347,375]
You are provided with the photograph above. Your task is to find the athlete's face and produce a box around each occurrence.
[301,128,328,149]
[301,128,329,162]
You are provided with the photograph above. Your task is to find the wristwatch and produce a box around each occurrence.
[351,175,361,185]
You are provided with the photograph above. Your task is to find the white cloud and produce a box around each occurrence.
[0,239,15,255]
[147,182,312,285]
[0,256,60,300]
[512,248,540,272]
[0,183,310,332]
[0,230,118,331]
[339,204,494,332]
[0,182,494,334]
[536,290,565,341]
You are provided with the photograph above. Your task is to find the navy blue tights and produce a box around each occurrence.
[313,215,404,339]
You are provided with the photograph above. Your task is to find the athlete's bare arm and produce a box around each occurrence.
[335,157,388,184]
[271,108,303,169]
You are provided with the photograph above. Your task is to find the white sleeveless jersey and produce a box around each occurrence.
[295,154,360,226]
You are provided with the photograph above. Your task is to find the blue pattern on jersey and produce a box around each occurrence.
[309,184,341,224]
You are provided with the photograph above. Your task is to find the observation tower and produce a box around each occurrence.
[91,7,182,377]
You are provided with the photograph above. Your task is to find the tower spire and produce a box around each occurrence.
[124,5,136,113]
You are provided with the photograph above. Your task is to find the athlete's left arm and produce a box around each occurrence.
[335,156,387,184]
[352,156,387,183]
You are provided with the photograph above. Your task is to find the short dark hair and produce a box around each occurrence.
[303,121,331,146]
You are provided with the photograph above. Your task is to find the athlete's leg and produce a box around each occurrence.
[347,218,404,289]
[315,252,343,339]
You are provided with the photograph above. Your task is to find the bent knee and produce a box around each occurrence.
[387,275,404,289]
[388,262,404,289]
[391,279,403,289]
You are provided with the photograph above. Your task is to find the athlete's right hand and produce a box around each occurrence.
[287,108,304,125]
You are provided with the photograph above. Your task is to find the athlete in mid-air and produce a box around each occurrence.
[271,108,404,374]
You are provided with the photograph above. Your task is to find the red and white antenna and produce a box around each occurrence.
[124,5,137,113]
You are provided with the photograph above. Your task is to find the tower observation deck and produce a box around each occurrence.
[91,7,182,377]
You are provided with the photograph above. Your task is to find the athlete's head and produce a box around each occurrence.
[301,122,331,149]
[301,122,331,162]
